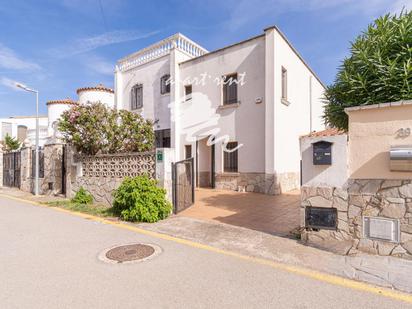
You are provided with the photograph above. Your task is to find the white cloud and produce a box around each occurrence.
[0,44,41,71]
[49,29,160,58]
[0,77,19,91]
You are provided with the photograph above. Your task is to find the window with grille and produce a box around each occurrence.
[185,145,192,159]
[281,67,287,100]
[155,129,171,148]
[160,74,171,94]
[131,84,143,110]
[224,142,238,173]
[184,85,192,101]
[222,73,238,105]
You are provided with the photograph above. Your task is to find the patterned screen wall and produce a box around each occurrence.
[81,152,156,178]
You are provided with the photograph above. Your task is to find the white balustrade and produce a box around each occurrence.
[118,33,208,72]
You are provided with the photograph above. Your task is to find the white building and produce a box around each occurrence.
[115,26,325,194]
[0,115,48,146]
[47,84,114,139]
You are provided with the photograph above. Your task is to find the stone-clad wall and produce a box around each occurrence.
[65,147,156,206]
[301,179,412,258]
[215,172,298,195]
[19,143,64,195]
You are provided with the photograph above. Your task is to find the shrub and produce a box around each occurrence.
[324,11,412,130]
[112,175,172,223]
[4,134,21,152]
[58,102,154,155]
[71,187,93,204]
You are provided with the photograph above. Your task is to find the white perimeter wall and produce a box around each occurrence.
[179,36,266,173]
[300,134,348,187]
[272,30,325,175]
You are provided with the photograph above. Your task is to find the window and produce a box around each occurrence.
[155,129,171,148]
[281,67,287,100]
[160,74,171,94]
[131,84,143,110]
[185,145,192,159]
[184,85,192,101]
[223,142,238,173]
[222,73,238,105]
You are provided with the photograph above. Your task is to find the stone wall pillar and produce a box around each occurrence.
[155,148,174,203]
[20,141,33,193]
[42,142,64,195]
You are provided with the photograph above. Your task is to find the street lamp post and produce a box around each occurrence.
[16,83,39,196]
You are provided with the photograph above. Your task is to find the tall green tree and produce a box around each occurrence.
[4,134,21,152]
[324,11,412,130]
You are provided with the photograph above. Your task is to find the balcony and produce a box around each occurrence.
[117,33,208,72]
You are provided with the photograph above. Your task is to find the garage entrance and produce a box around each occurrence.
[177,188,301,237]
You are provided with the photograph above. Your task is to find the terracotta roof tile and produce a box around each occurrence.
[46,98,78,106]
[76,84,114,94]
[301,128,346,138]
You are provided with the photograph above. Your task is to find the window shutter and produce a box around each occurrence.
[131,87,136,110]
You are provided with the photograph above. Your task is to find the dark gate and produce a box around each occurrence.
[172,158,194,213]
[3,151,21,188]
[61,145,66,194]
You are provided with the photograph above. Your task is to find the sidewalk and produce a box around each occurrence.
[138,216,412,293]
[1,187,411,294]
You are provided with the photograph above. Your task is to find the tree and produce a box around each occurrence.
[4,134,21,152]
[324,11,412,130]
[58,102,155,155]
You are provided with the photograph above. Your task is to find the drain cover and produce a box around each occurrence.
[98,243,161,264]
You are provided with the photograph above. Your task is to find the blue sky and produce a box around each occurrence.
[0,0,410,117]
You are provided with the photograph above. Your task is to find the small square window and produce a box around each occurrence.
[184,85,192,101]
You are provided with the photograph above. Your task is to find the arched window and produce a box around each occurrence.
[160,74,171,94]
[131,84,143,110]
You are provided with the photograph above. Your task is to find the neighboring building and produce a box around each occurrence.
[0,115,48,146]
[47,84,114,139]
[115,27,326,194]
[300,100,412,258]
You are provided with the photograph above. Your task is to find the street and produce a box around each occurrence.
[0,196,410,309]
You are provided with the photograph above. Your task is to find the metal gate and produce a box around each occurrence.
[3,151,21,188]
[172,158,194,213]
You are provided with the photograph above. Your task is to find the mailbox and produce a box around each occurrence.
[312,141,332,165]
[390,146,412,171]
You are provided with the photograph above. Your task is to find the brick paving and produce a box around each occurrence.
[178,188,301,236]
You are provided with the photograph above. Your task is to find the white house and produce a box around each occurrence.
[0,115,49,146]
[117,26,326,194]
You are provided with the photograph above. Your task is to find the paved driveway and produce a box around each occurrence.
[0,196,408,308]
[178,188,301,236]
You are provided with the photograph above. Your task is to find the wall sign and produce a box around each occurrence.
[156,150,163,163]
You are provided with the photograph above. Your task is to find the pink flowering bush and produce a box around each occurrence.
[58,102,154,155]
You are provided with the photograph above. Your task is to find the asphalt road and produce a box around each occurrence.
[0,196,410,309]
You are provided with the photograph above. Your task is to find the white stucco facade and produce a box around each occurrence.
[114,27,326,194]
[300,131,348,188]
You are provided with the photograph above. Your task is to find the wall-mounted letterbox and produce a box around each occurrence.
[305,206,337,230]
[390,146,412,171]
[312,141,332,165]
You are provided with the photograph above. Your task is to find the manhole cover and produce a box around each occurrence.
[98,243,161,264]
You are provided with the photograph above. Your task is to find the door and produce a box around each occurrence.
[172,158,194,213]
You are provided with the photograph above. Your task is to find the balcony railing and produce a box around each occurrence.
[117,33,208,72]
